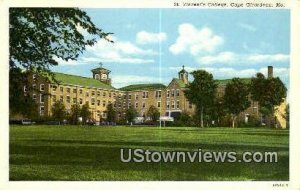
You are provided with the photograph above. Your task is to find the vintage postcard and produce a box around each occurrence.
[0,0,299,190]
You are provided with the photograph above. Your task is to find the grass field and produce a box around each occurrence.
[9,125,289,181]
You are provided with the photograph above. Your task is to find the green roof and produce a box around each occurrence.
[52,72,115,90]
[119,83,166,91]
[172,78,187,88]
[215,78,251,85]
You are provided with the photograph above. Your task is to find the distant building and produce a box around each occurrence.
[21,65,287,128]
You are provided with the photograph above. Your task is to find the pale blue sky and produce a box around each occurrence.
[51,9,290,90]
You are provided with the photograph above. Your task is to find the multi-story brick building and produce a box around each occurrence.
[23,65,287,128]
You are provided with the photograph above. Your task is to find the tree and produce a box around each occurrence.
[125,107,138,125]
[250,73,287,127]
[81,102,91,124]
[69,103,81,125]
[184,70,217,127]
[223,78,251,128]
[147,105,160,122]
[178,111,192,126]
[9,8,112,116]
[9,68,39,119]
[107,103,117,123]
[51,100,67,123]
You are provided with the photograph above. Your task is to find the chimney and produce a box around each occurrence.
[268,66,273,78]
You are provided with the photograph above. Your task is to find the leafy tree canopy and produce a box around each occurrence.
[51,100,67,122]
[107,103,117,123]
[223,78,251,128]
[147,105,160,122]
[125,107,138,124]
[185,70,217,127]
[10,8,112,78]
[250,73,287,113]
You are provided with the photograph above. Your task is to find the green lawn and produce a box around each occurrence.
[9,125,289,181]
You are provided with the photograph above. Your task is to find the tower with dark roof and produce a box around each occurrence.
[178,65,188,84]
[91,63,112,85]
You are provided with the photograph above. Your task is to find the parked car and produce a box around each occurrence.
[22,119,35,125]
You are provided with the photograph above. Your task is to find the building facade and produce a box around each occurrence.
[23,65,287,128]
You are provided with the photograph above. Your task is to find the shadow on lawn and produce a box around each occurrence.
[9,142,289,181]
[11,138,289,152]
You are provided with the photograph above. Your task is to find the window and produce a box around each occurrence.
[167,90,170,98]
[79,89,83,94]
[157,101,161,108]
[32,94,36,100]
[97,100,100,106]
[32,84,37,91]
[40,84,45,91]
[40,94,45,103]
[135,94,139,100]
[143,91,148,98]
[92,91,95,96]
[167,101,170,109]
[128,94,132,99]
[52,85,57,92]
[23,85,28,93]
[135,102,138,108]
[155,90,161,98]
[60,87,63,92]
[171,89,175,97]
[109,92,111,98]
[103,92,106,97]
[142,102,146,108]
[102,100,106,107]
[102,112,107,118]
[73,89,77,94]
[176,100,180,109]
[118,103,121,108]
[128,102,131,108]
[188,101,192,109]
[113,93,116,98]
[171,101,175,109]
[73,98,76,104]
[33,74,37,80]
[79,98,83,105]
[176,89,180,96]
[95,74,100,80]
[60,95,63,102]
[52,95,56,102]
[66,96,70,103]
[97,91,101,96]
[66,88,70,93]
[86,92,89,97]
[91,98,95,106]
[40,106,45,115]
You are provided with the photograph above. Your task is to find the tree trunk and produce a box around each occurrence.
[201,106,204,128]
[232,115,237,128]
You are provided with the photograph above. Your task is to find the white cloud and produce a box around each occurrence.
[197,52,290,65]
[169,23,223,55]
[197,52,236,65]
[112,75,159,88]
[246,54,289,63]
[82,38,157,64]
[238,23,257,32]
[136,31,167,44]
[168,66,289,80]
